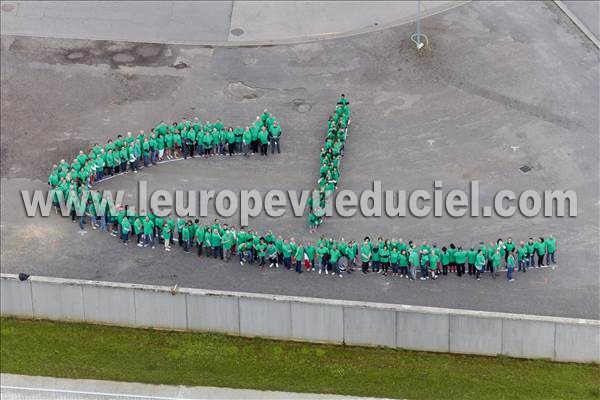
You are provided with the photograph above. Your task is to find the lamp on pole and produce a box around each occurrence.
[411,0,428,50]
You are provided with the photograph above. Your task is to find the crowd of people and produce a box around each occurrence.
[307,95,351,232]
[47,98,558,284]
[70,199,557,283]
[47,110,282,203]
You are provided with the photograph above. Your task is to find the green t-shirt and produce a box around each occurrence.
[455,250,467,264]
[546,238,556,253]
[282,243,292,258]
[390,250,399,264]
[121,218,131,234]
[360,243,371,262]
[399,253,408,267]
[143,220,154,236]
[222,231,233,250]
[182,225,190,241]
[467,250,477,264]
[305,246,315,261]
[535,241,546,255]
[429,254,439,270]
[258,129,269,145]
[210,231,221,247]
[270,125,282,138]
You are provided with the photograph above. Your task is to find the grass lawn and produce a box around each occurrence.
[1,317,598,399]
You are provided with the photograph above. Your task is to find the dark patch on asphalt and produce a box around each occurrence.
[230,28,245,37]
[173,61,188,70]
[6,37,181,69]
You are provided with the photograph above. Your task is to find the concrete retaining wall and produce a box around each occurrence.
[1,273,598,363]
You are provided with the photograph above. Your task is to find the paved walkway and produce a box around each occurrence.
[0,374,392,400]
[0,1,461,45]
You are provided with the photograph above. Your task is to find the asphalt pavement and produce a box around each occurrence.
[1,1,598,319]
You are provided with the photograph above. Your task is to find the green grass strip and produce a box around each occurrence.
[1,317,598,400]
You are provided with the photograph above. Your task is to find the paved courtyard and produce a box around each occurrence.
[1,1,598,319]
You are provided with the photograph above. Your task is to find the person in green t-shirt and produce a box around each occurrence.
[202,131,212,157]
[504,237,515,262]
[143,216,155,249]
[258,127,269,156]
[162,222,172,251]
[294,244,304,273]
[156,133,165,160]
[238,240,248,265]
[491,250,501,279]
[455,247,467,277]
[267,242,278,268]
[371,240,381,273]
[526,238,535,269]
[176,218,186,246]
[428,251,439,280]
[315,242,327,275]
[120,216,131,245]
[379,245,390,276]
[142,137,151,166]
[222,228,233,261]
[399,249,409,278]
[133,217,143,246]
[419,250,429,280]
[467,247,477,276]
[225,127,235,156]
[360,236,372,274]
[535,237,546,267]
[329,245,342,277]
[475,250,486,280]
[210,228,222,259]
[282,240,292,270]
[506,250,516,282]
[173,131,182,159]
[408,245,419,280]
[181,221,191,252]
[390,247,399,276]
[448,243,457,273]
[242,127,252,156]
[440,247,450,276]
[305,241,315,271]
[256,238,267,267]
[546,234,557,265]
[164,132,174,159]
[269,122,282,154]
[486,242,496,272]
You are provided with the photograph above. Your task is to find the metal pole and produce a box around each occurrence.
[416,0,421,46]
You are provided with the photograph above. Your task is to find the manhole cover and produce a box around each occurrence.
[1,3,15,12]
[113,53,135,63]
[231,28,245,36]
[519,165,532,173]
[292,99,312,113]
[297,103,311,113]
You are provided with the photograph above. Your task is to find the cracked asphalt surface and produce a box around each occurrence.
[1,1,598,319]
